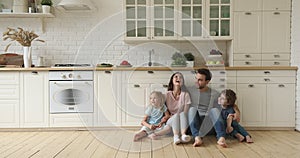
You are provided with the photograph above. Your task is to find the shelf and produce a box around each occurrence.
[0,13,54,18]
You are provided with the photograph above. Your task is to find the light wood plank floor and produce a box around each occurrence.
[0,130,300,158]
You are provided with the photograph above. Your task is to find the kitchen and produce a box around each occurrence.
[0,0,300,157]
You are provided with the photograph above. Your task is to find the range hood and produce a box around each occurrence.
[57,0,96,11]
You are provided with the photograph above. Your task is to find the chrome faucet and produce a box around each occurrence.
[148,49,154,66]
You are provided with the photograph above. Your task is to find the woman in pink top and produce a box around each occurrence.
[149,72,192,145]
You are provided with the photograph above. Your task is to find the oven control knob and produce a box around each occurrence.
[68,73,73,78]
[61,75,67,79]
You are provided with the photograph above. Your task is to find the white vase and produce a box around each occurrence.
[42,5,50,13]
[23,46,32,68]
[186,61,194,67]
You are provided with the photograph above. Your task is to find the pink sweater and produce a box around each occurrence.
[165,91,191,115]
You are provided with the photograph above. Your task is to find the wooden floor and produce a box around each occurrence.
[0,129,300,158]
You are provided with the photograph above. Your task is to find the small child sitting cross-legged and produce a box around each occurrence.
[218,89,253,143]
[133,91,170,141]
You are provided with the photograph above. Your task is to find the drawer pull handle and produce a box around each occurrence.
[278,84,285,88]
[274,12,280,15]
[274,62,280,65]
[245,12,252,15]
[245,55,251,58]
[31,71,38,75]
[245,61,251,65]
[104,71,111,74]
[274,55,280,58]
[163,84,168,88]
[220,78,225,82]
[264,71,271,74]
[248,84,254,88]
[148,71,154,74]
[134,84,140,88]
[264,78,270,82]
[220,71,225,74]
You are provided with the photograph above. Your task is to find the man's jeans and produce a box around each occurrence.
[189,107,226,139]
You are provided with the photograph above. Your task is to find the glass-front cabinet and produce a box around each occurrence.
[179,0,232,40]
[125,0,232,41]
[125,0,177,40]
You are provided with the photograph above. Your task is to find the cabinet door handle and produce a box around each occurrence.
[245,55,251,58]
[264,78,271,82]
[163,84,168,88]
[219,71,226,74]
[274,54,280,58]
[264,71,271,74]
[245,61,251,65]
[147,71,154,74]
[105,71,111,74]
[134,84,140,88]
[31,71,38,75]
[274,62,280,65]
[274,12,280,15]
[248,84,254,88]
[220,78,225,82]
[245,12,252,15]
[278,84,285,88]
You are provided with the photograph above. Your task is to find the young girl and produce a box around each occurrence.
[218,89,253,143]
[133,91,170,141]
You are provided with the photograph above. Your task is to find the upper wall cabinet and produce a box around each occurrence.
[125,0,177,41]
[124,0,232,41]
[179,0,232,40]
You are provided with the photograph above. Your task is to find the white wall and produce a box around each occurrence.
[0,0,227,67]
[291,0,300,131]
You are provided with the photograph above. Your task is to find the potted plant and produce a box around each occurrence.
[171,52,187,67]
[41,0,52,13]
[184,52,195,67]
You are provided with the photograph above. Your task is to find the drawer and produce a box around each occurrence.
[0,85,20,99]
[211,76,236,84]
[237,70,296,77]
[237,76,295,84]
[210,70,236,77]
[262,54,290,60]
[234,54,261,60]
[0,72,19,84]
[210,83,237,92]
[126,71,173,83]
[234,61,261,66]
[262,61,290,66]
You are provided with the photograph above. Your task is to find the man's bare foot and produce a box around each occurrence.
[133,131,147,141]
[226,126,233,134]
[217,137,228,148]
[193,136,203,147]
[235,133,245,142]
[246,135,253,143]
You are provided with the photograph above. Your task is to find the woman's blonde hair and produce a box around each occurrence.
[150,91,165,110]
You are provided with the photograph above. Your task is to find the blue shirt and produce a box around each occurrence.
[145,104,167,125]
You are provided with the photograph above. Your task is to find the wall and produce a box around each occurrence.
[291,0,300,131]
[0,0,227,67]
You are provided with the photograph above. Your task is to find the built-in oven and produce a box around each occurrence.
[49,67,94,113]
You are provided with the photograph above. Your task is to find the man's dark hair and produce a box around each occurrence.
[196,68,212,81]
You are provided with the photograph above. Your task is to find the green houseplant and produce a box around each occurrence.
[184,52,195,67]
[171,52,187,67]
[41,0,52,13]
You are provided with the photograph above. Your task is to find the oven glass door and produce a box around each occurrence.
[50,81,93,113]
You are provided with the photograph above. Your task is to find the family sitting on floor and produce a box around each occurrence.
[133,68,253,147]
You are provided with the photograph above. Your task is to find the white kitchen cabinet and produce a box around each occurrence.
[237,70,296,127]
[122,70,171,126]
[94,71,122,127]
[124,0,177,41]
[179,0,232,40]
[232,0,291,66]
[0,72,20,128]
[49,113,93,127]
[20,71,49,127]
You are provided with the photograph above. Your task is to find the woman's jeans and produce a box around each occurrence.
[189,107,226,140]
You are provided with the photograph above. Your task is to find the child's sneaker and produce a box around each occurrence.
[173,135,181,145]
[181,134,191,143]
